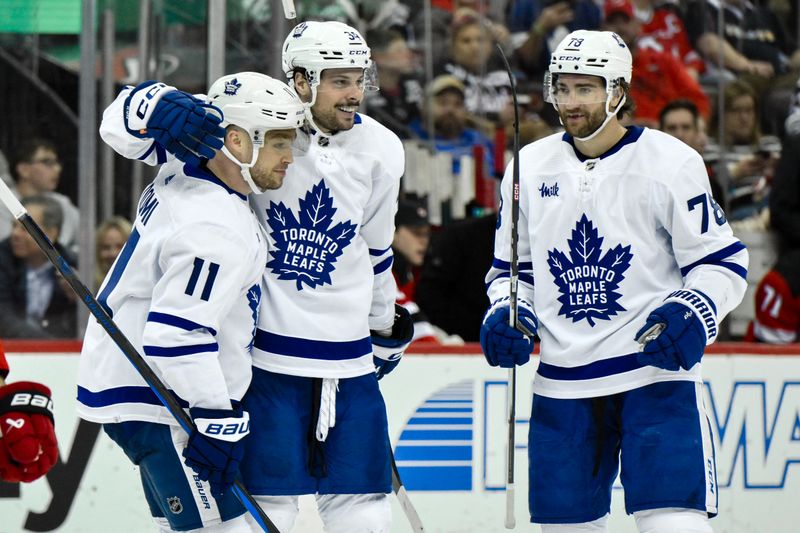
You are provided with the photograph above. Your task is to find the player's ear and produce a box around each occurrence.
[293,72,311,101]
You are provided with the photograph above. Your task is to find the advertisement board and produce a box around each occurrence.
[2,346,799,532]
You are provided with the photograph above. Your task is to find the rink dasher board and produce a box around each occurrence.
[2,346,799,533]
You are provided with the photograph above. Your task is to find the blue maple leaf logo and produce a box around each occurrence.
[546,214,632,326]
[266,179,358,290]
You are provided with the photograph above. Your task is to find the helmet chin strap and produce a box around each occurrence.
[303,84,331,138]
[220,143,264,195]
[573,93,626,143]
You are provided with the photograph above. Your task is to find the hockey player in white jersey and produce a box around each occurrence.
[480,30,748,532]
[93,22,413,533]
[77,72,304,532]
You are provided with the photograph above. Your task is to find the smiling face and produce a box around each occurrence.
[552,74,615,139]
[296,68,365,134]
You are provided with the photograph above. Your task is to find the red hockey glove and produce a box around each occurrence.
[0,381,58,483]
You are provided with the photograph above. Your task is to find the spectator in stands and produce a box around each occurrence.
[603,0,710,127]
[708,80,780,221]
[0,139,79,255]
[416,210,496,342]
[94,216,132,291]
[507,0,601,80]
[659,99,722,200]
[392,198,438,343]
[438,9,514,126]
[684,0,798,83]
[0,195,77,339]
[745,129,800,343]
[410,74,494,175]
[365,29,423,138]
[633,0,705,80]
[409,0,510,71]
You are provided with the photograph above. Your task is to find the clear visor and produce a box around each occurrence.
[543,72,610,106]
[315,63,380,93]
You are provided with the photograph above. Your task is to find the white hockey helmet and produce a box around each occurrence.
[545,30,632,141]
[281,21,375,135]
[206,72,304,194]
[281,20,373,88]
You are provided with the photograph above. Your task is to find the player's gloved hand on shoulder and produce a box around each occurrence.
[371,304,414,380]
[0,381,58,483]
[480,298,537,368]
[183,402,249,497]
[636,290,716,372]
[124,81,225,168]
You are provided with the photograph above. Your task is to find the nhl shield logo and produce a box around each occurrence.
[167,496,183,514]
[547,214,632,326]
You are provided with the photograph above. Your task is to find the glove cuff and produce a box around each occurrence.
[0,381,54,422]
[663,289,718,345]
[123,81,177,136]
[485,297,537,334]
[190,407,250,443]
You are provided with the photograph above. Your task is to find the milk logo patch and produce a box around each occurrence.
[266,179,357,290]
[547,214,632,326]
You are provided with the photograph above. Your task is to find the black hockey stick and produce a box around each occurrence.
[391,450,425,532]
[496,42,534,530]
[0,183,279,533]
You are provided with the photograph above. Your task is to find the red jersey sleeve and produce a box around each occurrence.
[0,340,8,379]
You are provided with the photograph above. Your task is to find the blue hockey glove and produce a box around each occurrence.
[124,82,225,167]
[183,403,249,497]
[636,290,717,371]
[480,298,537,368]
[371,304,414,380]
[147,90,225,167]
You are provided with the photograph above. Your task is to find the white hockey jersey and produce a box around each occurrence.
[487,127,748,399]
[250,115,404,378]
[97,88,404,380]
[77,159,267,425]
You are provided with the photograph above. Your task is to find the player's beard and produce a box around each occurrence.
[312,102,359,134]
[252,168,284,191]
[558,103,607,139]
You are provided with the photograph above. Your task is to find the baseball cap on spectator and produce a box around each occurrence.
[604,0,634,20]
[425,75,466,98]
[396,199,430,228]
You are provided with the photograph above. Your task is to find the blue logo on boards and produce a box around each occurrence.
[224,78,241,95]
[395,380,474,491]
[266,180,357,290]
[547,214,632,326]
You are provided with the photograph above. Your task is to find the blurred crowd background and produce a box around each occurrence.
[1,0,798,345]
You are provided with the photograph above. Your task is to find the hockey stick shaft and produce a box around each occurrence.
[0,182,278,533]
[496,42,527,530]
[390,451,425,532]
[281,0,296,19]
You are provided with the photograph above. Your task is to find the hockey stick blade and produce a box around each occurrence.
[0,179,279,533]
[282,0,296,19]
[391,451,425,532]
